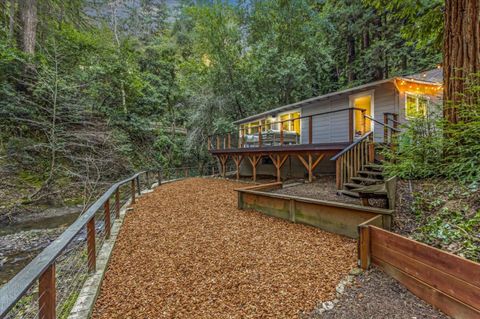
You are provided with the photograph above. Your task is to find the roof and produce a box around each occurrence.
[400,67,443,84]
[234,68,443,125]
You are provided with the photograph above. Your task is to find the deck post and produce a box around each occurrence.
[384,113,389,143]
[87,217,96,272]
[216,136,220,150]
[308,116,313,144]
[258,126,262,147]
[104,199,111,239]
[39,263,56,319]
[207,136,211,150]
[336,158,342,190]
[368,134,375,163]
[348,108,354,143]
[362,110,366,134]
[248,155,260,182]
[115,188,120,218]
[280,123,284,145]
[228,133,231,149]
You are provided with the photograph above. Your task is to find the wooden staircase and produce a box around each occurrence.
[340,163,385,198]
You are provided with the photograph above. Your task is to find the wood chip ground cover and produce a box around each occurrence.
[92,178,357,318]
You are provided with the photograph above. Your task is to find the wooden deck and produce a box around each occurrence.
[209,142,350,182]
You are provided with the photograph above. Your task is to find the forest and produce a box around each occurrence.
[0,0,445,211]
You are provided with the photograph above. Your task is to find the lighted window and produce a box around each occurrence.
[406,93,429,118]
[280,112,301,134]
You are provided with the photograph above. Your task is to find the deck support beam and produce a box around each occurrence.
[232,155,244,180]
[218,155,229,178]
[269,154,289,182]
[247,155,261,182]
[297,153,325,182]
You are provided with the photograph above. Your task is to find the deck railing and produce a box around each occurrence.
[208,107,369,151]
[331,132,375,190]
[0,166,213,319]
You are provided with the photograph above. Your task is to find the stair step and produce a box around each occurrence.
[357,170,385,178]
[340,190,360,198]
[343,183,363,189]
[363,164,384,172]
[351,177,382,185]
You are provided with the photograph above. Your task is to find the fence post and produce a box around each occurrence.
[104,199,111,239]
[136,176,141,196]
[384,113,389,143]
[39,263,56,319]
[258,126,262,147]
[157,169,162,186]
[368,134,375,163]
[308,116,313,144]
[228,133,231,149]
[336,158,342,190]
[207,136,211,151]
[358,225,371,270]
[146,171,150,189]
[348,108,354,143]
[131,179,136,204]
[87,217,96,272]
[115,188,120,219]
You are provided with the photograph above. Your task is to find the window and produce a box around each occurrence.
[280,112,301,134]
[406,93,429,118]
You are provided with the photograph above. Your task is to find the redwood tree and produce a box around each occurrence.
[443,0,480,123]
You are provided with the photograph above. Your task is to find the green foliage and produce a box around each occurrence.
[409,182,480,262]
[384,74,480,184]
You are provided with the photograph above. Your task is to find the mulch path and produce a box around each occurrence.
[92,178,357,318]
[309,267,449,319]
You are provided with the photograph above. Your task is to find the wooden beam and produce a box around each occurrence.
[247,155,261,182]
[311,154,325,171]
[39,264,56,319]
[233,155,244,180]
[308,116,313,144]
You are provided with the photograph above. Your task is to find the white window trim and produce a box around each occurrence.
[405,92,430,119]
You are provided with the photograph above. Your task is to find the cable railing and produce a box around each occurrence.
[208,107,369,151]
[0,166,215,319]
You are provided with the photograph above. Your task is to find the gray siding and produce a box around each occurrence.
[300,96,350,144]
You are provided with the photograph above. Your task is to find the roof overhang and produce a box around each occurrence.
[234,78,393,125]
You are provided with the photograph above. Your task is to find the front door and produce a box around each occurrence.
[352,94,373,138]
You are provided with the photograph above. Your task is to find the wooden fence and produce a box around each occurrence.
[236,183,393,239]
[359,225,480,319]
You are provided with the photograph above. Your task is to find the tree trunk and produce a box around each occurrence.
[8,0,15,38]
[443,0,480,123]
[19,0,37,54]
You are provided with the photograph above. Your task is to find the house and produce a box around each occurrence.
[209,68,443,189]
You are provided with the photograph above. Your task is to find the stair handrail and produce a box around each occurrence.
[330,131,373,161]
[364,114,401,133]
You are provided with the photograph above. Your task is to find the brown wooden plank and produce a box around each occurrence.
[87,217,96,272]
[296,154,308,170]
[311,154,325,171]
[370,227,480,288]
[372,242,480,310]
[39,264,56,319]
[358,225,370,270]
[104,199,111,239]
[374,258,480,319]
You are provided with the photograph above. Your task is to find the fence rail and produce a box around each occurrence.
[331,132,374,189]
[208,107,368,151]
[0,167,213,319]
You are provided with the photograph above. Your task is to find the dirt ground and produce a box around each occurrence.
[271,176,360,204]
[308,267,449,319]
[92,178,357,318]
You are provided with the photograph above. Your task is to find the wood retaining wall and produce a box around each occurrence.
[359,226,480,319]
[236,182,393,239]
[236,183,480,319]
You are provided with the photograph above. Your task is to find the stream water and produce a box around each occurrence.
[0,211,80,285]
